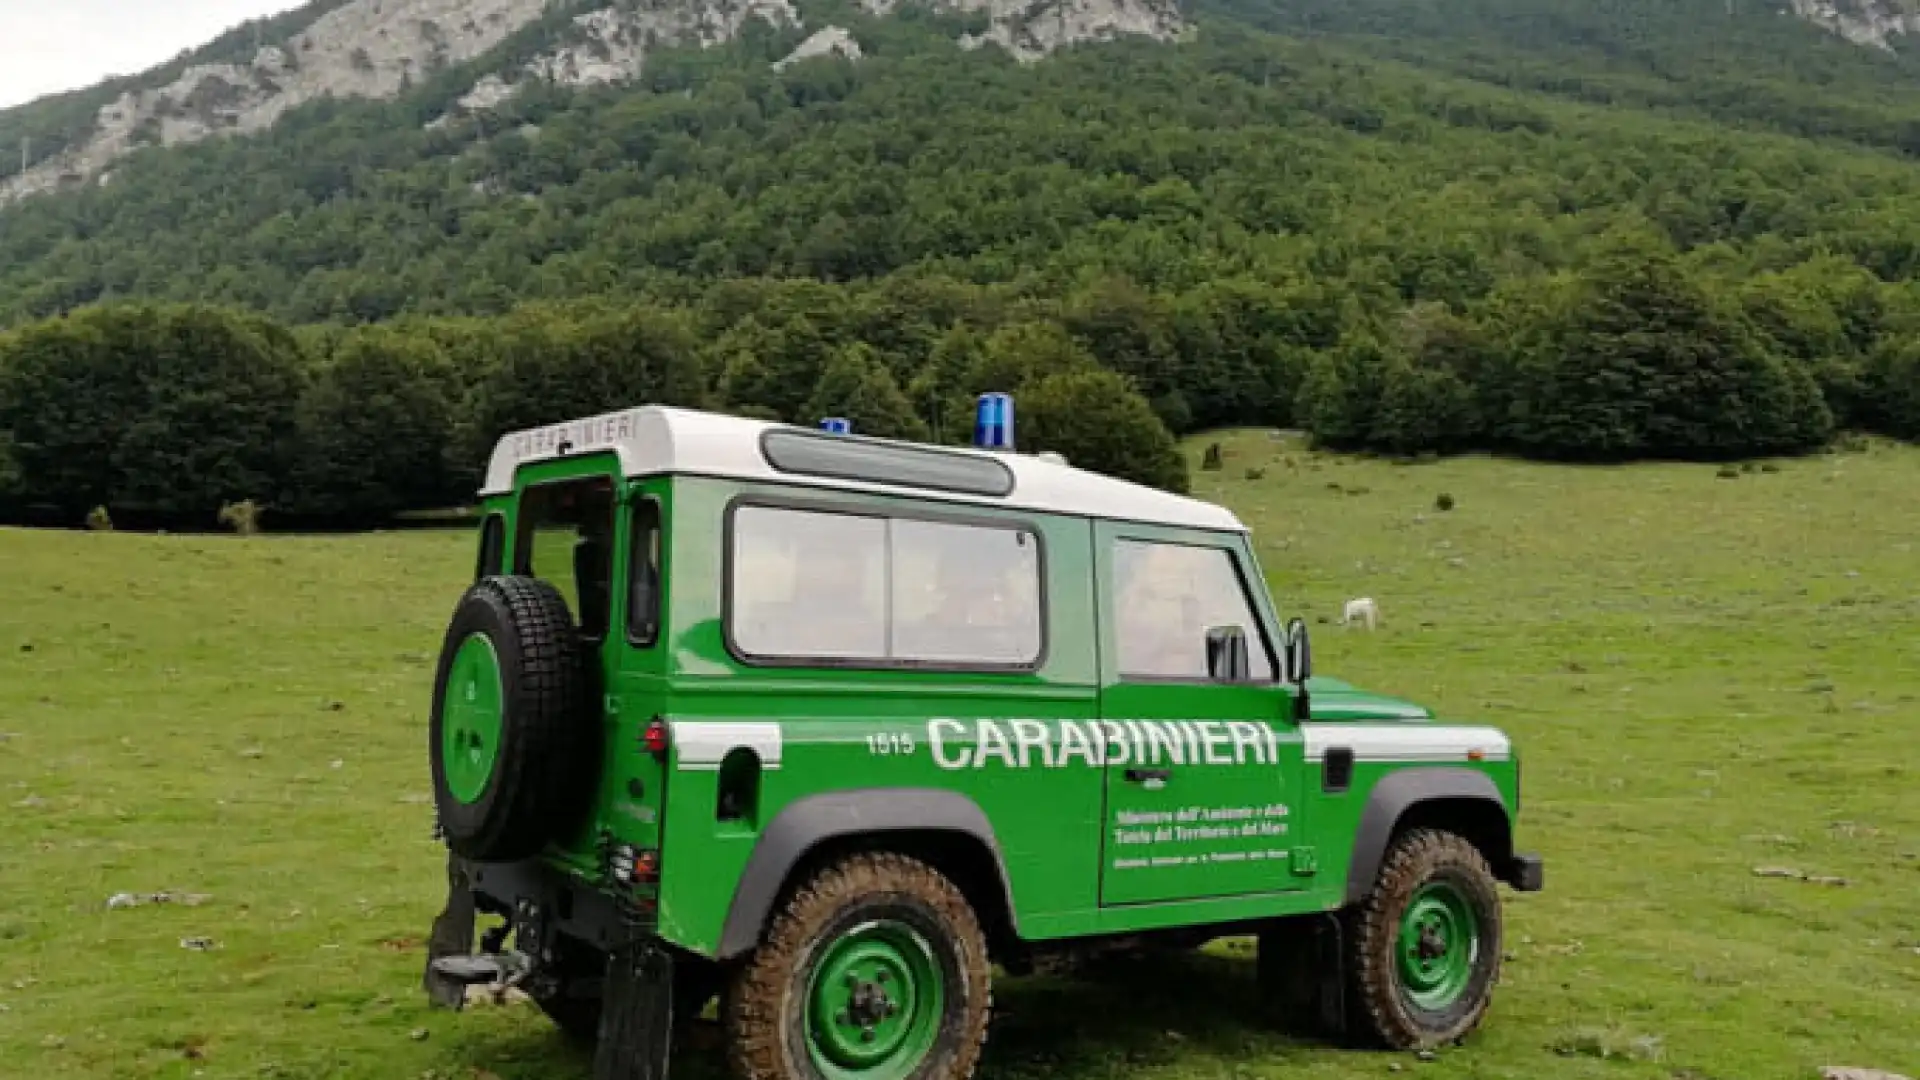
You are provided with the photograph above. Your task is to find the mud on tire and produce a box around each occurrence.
[428,575,596,863]
[1345,828,1504,1050]
[725,852,993,1080]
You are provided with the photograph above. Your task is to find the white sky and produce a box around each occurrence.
[0,0,304,110]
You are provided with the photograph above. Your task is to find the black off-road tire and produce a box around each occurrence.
[1345,828,1504,1050]
[428,574,596,863]
[725,852,993,1080]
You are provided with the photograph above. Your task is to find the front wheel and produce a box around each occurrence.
[725,853,993,1080]
[1346,828,1504,1050]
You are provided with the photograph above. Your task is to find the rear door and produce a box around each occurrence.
[1094,522,1306,906]
[504,461,669,868]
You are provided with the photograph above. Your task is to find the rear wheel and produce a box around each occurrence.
[1346,828,1503,1050]
[726,853,992,1080]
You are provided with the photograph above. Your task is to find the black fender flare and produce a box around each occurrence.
[1342,767,1512,905]
[715,788,1019,959]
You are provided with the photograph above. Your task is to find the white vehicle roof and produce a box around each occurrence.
[481,405,1246,533]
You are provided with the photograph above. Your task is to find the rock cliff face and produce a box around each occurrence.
[1788,0,1920,51]
[2,0,549,203]
[0,0,1186,204]
[774,27,865,70]
[915,0,1189,63]
[432,0,1183,123]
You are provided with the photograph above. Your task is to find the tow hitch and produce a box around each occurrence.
[421,852,676,1080]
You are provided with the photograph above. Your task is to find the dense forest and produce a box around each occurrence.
[2,0,1920,526]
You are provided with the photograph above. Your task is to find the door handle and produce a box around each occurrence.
[1125,768,1171,784]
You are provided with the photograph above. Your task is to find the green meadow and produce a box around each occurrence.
[2,432,1915,1080]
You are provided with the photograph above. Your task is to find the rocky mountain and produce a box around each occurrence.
[0,0,1186,204]
[1789,0,1920,51]
[3,0,1920,329]
[5,0,1916,208]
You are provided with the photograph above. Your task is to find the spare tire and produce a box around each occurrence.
[429,575,597,863]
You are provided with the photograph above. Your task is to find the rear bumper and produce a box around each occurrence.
[467,857,652,951]
[1504,852,1545,892]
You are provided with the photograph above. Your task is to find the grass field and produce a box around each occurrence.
[2,431,1917,1080]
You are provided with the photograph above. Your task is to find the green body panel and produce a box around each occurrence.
[1090,516,1309,906]
[471,460,1522,960]
[484,457,673,896]
[1302,676,1433,722]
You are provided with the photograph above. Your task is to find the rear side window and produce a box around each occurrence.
[628,498,663,646]
[1111,539,1273,681]
[727,503,1042,668]
[514,477,617,640]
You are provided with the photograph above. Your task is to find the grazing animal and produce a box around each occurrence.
[1342,597,1379,630]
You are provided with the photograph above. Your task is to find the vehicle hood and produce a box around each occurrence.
[1304,676,1433,722]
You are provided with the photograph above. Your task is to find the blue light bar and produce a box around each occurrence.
[973,392,1014,450]
[820,417,852,434]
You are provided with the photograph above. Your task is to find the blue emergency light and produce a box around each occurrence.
[820,417,852,434]
[973,392,1014,450]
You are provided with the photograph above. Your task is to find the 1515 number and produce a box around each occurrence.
[865,732,916,756]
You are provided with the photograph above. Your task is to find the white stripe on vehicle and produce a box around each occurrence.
[664,720,1506,770]
[671,721,784,770]
[1301,723,1511,764]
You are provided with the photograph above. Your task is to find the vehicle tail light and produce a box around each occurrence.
[643,717,669,757]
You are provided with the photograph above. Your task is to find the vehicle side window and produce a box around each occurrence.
[891,518,1041,665]
[1112,539,1274,682]
[514,476,617,640]
[628,498,663,647]
[728,503,1042,668]
[474,513,504,582]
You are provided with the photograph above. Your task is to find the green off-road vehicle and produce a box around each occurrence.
[421,396,1542,1080]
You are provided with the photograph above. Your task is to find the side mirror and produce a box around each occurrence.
[1205,625,1251,683]
[1282,617,1312,685]
[1282,618,1312,722]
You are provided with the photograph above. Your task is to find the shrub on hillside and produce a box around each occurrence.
[1171,277,1323,430]
[0,303,305,520]
[0,430,18,498]
[1499,236,1833,459]
[1297,341,1387,450]
[930,322,1099,444]
[713,312,841,424]
[1017,369,1190,494]
[473,303,707,455]
[219,499,265,535]
[1862,338,1920,440]
[1063,277,1184,430]
[805,343,930,441]
[290,327,463,520]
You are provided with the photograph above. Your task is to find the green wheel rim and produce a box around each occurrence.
[805,919,945,1080]
[1396,880,1479,1011]
[440,633,505,805]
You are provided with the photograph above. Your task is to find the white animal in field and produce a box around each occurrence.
[1342,597,1379,630]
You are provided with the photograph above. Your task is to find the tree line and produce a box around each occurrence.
[2,231,1915,528]
[4,0,1920,526]
[0,292,1190,528]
